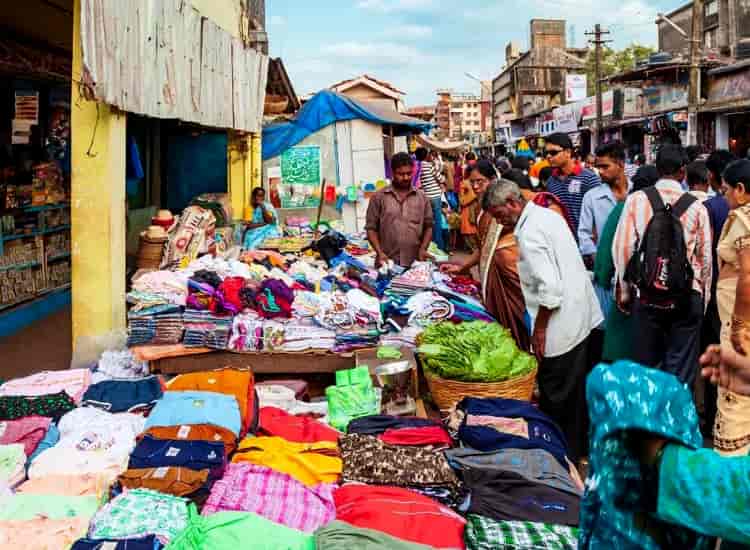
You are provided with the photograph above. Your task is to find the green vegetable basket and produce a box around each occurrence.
[425,368,537,412]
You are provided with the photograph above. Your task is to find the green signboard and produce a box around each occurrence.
[279,146,321,208]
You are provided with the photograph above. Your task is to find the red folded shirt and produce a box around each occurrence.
[334,484,466,549]
[379,426,452,447]
[259,406,339,443]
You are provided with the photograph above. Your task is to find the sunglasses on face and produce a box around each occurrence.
[545,148,564,157]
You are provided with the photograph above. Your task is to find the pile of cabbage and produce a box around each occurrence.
[417,321,537,382]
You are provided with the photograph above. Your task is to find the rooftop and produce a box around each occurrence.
[329,74,406,96]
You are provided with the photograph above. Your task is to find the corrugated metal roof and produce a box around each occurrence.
[80,0,267,132]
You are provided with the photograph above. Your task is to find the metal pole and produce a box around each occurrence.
[594,24,603,147]
[687,0,704,146]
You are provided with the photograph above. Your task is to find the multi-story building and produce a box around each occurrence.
[491,19,588,144]
[433,90,491,144]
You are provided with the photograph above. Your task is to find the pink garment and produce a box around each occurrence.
[0,517,90,549]
[17,474,110,498]
[202,462,337,533]
[0,369,91,404]
[466,415,529,439]
[0,416,51,456]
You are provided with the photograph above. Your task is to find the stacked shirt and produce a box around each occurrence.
[182,309,233,349]
[127,309,184,347]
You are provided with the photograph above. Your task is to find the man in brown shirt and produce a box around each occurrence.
[366,152,433,267]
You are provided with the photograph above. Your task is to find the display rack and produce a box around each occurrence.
[0,203,71,310]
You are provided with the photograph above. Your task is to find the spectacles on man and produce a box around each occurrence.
[545,148,564,158]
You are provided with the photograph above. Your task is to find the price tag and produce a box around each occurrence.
[166,447,180,457]
[177,425,191,439]
[153,467,169,479]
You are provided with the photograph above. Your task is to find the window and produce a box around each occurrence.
[705,27,718,48]
[705,0,718,16]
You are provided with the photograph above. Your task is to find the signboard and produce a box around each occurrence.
[620,88,644,118]
[642,83,688,114]
[581,91,615,120]
[279,146,322,208]
[565,74,588,102]
[707,69,750,105]
[554,104,579,133]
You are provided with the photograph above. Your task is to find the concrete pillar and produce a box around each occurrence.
[70,0,127,366]
[716,114,730,150]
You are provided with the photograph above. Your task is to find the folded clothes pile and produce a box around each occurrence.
[127,309,184,347]
[182,309,233,349]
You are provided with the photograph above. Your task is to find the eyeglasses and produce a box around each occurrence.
[545,148,564,157]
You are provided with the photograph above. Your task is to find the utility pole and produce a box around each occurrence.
[585,24,611,148]
[687,0,704,146]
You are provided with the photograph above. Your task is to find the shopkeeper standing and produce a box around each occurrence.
[366,152,433,268]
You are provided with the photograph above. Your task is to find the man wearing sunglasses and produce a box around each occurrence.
[544,133,602,237]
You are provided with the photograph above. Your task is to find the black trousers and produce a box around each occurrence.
[632,291,704,388]
[538,333,596,463]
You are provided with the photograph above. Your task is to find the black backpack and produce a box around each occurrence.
[625,186,697,310]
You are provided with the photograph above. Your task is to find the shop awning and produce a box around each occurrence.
[415,134,468,153]
[262,90,433,160]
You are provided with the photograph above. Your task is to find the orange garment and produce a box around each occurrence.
[118,467,209,497]
[165,368,255,434]
[141,424,237,457]
[460,180,478,236]
[529,159,549,178]
[232,436,341,487]
[16,474,111,502]
[0,517,90,549]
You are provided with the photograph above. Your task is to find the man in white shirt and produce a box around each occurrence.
[483,179,604,463]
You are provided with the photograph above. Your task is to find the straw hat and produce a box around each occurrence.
[144,225,168,240]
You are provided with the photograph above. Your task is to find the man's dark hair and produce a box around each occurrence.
[706,149,737,182]
[723,159,750,189]
[415,147,429,161]
[685,145,701,163]
[539,166,553,184]
[546,133,574,150]
[503,168,534,190]
[655,144,688,177]
[595,141,626,163]
[686,161,708,188]
[511,156,530,171]
[466,152,477,162]
[391,152,413,172]
[631,165,659,193]
[251,187,265,199]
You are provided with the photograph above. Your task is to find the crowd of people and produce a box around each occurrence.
[365,135,750,546]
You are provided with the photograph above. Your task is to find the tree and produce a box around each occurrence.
[584,43,656,95]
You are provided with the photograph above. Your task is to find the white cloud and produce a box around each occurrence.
[268,15,286,26]
[321,41,422,65]
[357,0,435,13]
[385,24,433,39]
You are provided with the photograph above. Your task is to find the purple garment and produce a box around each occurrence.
[202,463,337,533]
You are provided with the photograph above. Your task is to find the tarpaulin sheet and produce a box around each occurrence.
[262,91,432,160]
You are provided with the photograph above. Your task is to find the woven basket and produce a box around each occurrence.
[425,368,537,412]
[264,95,289,115]
[136,236,167,270]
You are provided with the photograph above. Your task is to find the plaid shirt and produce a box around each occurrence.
[465,515,579,549]
[612,179,713,306]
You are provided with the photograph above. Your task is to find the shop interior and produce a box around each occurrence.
[729,112,750,158]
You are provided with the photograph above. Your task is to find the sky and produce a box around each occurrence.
[266,0,681,107]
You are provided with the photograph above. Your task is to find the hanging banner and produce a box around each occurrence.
[279,146,322,208]
[554,104,579,134]
[565,74,588,103]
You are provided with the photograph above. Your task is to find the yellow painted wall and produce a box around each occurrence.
[190,0,242,39]
[70,0,127,365]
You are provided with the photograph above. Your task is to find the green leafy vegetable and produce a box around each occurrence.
[417,321,536,382]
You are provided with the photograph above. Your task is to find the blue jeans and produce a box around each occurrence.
[430,197,446,252]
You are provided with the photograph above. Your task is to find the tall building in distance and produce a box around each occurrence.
[434,89,492,145]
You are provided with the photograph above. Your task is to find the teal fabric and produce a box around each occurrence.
[242,202,281,250]
[580,361,710,550]
[658,444,750,545]
[0,494,99,520]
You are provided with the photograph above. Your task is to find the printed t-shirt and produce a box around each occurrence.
[232,436,341,486]
[145,391,241,437]
[128,436,225,479]
[141,424,237,457]
[71,535,163,550]
[0,392,76,421]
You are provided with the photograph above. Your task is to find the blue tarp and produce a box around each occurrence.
[262,90,432,160]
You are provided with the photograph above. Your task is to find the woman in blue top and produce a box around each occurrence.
[242,187,280,250]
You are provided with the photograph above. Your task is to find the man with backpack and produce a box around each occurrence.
[613,144,712,387]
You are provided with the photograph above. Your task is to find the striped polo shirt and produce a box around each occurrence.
[546,163,602,233]
[419,161,443,200]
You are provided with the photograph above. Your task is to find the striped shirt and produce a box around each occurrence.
[419,161,444,200]
[612,178,713,304]
[546,164,602,234]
